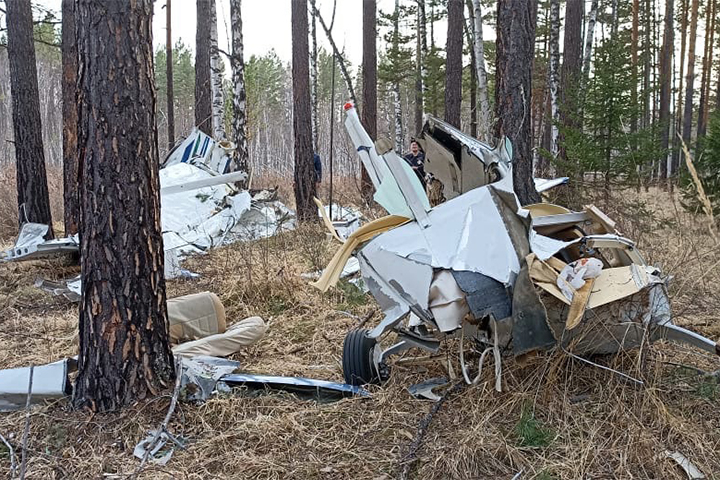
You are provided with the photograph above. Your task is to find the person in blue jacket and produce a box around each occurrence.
[313,153,322,190]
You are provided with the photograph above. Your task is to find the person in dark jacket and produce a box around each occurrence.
[313,153,322,189]
[403,139,426,188]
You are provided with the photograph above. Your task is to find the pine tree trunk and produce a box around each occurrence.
[631,0,639,137]
[7,0,54,238]
[658,0,674,181]
[681,0,700,149]
[548,0,560,157]
[392,0,403,151]
[230,0,249,179]
[310,6,318,151]
[444,0,463,129]
[292,0,316,221]
[73,0,175,412]
[672,0,689,178]
[472,0,491,140]
[558,0,583,171]
[62,0,79,236]
[361,0,376,200]
[166,0,175,151]
[195,0,212,135]
[643,0,652,130]
[495,0,540,206]
[697,0,716,139]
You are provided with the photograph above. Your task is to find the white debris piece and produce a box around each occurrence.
[320,204,362,240]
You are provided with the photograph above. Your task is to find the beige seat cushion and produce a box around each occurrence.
[172,316,267,357]
[168,292,226,344]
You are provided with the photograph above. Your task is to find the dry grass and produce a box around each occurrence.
[0,185,718,479]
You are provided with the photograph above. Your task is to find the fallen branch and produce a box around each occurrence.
[308,0,357,106]
[398,381,465,480]
[677,133,717,242]
[133,357,183,476]
[0,432,17,479]
[19,366,34,480]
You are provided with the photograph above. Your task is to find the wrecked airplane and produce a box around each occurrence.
[313,103,720,388]
[3,129,295,282]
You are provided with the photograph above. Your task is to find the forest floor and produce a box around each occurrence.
[0,182,719,479]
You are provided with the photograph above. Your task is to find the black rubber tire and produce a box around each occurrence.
[342,329,380,386]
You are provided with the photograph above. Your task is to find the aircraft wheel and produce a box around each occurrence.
[342,329,383,386]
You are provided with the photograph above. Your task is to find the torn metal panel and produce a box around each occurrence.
[343,105,384,188]
[452,271,511,322]
[133,430,185,466]
[163,127,235,174]
[179,356,242,403]
[427,271,470,332]
[316,202,362,241]
[664,451,706,480]
[159,170,247,196]
[0,358,74,411]
[219,374,370,402]
[408,377,448,401]
[418,116,512,200]
[534,177,569,192]
[34,276,82,302]
[2,223,79,262]
[361,183,523,285]
[511,264,557,355]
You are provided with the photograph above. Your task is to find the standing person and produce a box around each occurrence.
[403,139,426,188]
[313,152,322,191]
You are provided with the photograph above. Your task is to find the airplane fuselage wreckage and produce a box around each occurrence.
[312,103,720,389]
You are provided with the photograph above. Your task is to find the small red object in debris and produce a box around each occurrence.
[343,102,354,111]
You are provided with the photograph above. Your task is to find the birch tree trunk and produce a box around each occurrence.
[548,0,560,157]
[62,0,79,236]
[209,0,225,141]
[166,0,175,151]
[465,4,477,138]
[414,2,424,135]
[495,0,540,205]
[230,0,249,179]
[73,0,175,412]
[472,0,490,140]
[445,0,463,129]
[7,0,54,238]
[195,0,212,135]
[581,0,598,84]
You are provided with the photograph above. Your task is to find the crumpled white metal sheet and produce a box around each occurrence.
[362,179,523,286]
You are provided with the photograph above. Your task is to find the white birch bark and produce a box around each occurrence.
[548,0,560,156]
[230,0,248,176]
[472,0,490,140]
[209,0,225,141]
[582,0,599,82]
[393,0,402,152]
